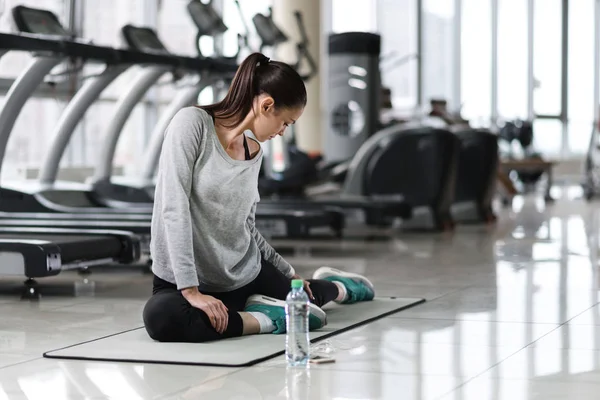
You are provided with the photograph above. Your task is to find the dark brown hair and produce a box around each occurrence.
[199,52,307,128]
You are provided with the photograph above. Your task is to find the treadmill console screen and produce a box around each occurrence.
[187,0,227,36]
[12,6,70,36]
[122,26,168,53]
[252,13,287,47]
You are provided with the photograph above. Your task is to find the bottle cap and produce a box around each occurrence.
[291,279,304,289]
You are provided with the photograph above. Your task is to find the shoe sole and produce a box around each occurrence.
[313,266,375,293]
[245,294,327,326]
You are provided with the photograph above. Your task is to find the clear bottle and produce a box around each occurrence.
[285,279,310,366]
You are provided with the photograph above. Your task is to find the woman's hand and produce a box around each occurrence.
[182,288,229,334]
[291,274,314,300]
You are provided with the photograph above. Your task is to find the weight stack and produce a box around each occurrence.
[325,32,381,164]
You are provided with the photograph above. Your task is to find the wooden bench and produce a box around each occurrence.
[499,159,557,203]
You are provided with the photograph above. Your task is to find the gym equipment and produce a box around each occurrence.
[25,8,236,211]
[0,8,302,247]
[583,118,600,200]
[342,124,460,230]
[43,297,425,367]
[416,99,500,224]
[450,128,499,223]
[326,32,382,164]
[584,140,600,199]
[0,6,183,214]
[0,227,141,298]
[498,120,545,185]
[0,227,140,278]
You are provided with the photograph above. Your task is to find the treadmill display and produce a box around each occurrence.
[14,6,69,36]
[252,13,287,48]
[122,26,168,53]
[186,1,227,36]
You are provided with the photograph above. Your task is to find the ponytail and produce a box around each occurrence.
[198,52,306,128]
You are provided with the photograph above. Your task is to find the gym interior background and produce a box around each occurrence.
[0,0,600,399]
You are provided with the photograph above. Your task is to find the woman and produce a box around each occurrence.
[143,52,375,343]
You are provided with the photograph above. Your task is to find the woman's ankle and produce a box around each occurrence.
[239,311,261,335]
[239,312,261,335]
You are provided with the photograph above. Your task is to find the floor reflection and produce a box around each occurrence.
[1,190,600,399]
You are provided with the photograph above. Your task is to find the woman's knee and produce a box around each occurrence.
[143,294,175,342]
[142,293,215,343]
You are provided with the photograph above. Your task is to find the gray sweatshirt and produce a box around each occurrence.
[150,106,295,292]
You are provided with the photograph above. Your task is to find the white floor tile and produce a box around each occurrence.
[0,190,597,399]
[158,366,461,400]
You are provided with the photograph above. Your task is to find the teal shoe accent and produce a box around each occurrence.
[323,276,375,304]
[244,304,287,334]
[244,298,326,334]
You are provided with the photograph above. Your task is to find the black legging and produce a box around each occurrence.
[142,259,339,343]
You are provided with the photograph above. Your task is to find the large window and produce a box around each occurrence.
[422,0,458,111]
[497,0,528,121]
[461,0,492,126]
[533,0,562,117]
[331,0,377,33]
[532,0,563,157]
[377,0,418,111]
[157,0,198,58]
[568,0,595,155]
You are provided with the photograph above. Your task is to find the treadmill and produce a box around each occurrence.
[0,6,343,239]
[0,6,180,214]
[0,226,141,297]
[0,5,207,215]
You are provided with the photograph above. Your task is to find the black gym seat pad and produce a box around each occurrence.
[43,297,425,367]
[263,196,413,219]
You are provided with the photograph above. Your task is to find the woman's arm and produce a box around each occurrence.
[246,201,296,278]
[154,109,203,290]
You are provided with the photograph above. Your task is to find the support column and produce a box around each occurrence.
[272,0,322,153]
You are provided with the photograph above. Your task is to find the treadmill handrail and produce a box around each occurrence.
[0,32,225,72]
[0,226,140,238]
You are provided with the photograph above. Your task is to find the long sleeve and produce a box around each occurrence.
[153,109,204,290]
[247,202,296,278]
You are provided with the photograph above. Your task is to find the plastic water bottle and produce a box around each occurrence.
[285,279,310,366]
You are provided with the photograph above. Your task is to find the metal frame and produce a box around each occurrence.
[453,0,462,111]
[595,0,600,127]
[416,0,423,109]
[38,64,132,186]
[560,0,569,156]
[527,0,535,121]
[491,0,498,125]
[91,66,173,183]
[142,0,160,152]
[0,57,63,178]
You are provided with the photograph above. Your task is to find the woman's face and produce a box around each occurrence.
[252,97,304,143]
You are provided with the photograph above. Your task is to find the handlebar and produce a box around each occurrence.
[292,10,317,81]
[293,11,309,46]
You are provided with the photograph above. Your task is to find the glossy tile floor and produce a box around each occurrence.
[2,186,600,399]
